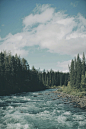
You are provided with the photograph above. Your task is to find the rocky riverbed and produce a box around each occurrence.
[52,90,86,110]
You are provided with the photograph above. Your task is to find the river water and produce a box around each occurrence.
[0,89,86,129]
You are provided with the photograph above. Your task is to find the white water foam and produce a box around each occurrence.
[73,114,85,121]
[63,111,71,115]
[57,115,67,123]
[79,120,86,126]
[7,123,32,129]
[56,114,73,127]
[1,89,86,129]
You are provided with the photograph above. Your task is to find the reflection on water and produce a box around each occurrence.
[0,89,86,129]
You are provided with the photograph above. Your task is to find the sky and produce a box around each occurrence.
[0,0,86,72]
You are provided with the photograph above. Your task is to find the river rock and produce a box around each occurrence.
[33,95,37,97]
[52,90,86,110]
[38,93,43,95]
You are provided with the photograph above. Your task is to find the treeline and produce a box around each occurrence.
[0,51,69,95]
[38,69,69,87]
[69,52,86,90]
[0,51,46,95]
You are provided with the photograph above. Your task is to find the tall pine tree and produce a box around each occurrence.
[82,52,85,76]
[70,59,75,87]
[75,54,82,89]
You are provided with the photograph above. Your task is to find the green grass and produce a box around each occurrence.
[47,82,86,97]
[57,85,86,97]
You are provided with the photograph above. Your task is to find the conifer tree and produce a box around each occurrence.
[82,52,85,76]
[42,69,46,85]
[70,59,75,87]
[0,52,5,90]
[76,54,82,89]
[81,74,86,89]
[57,71,60,86]
[74,57,77,87]
[60,73,62,86]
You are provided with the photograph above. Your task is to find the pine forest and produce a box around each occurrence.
[0,51,69,95]
[0,51,86,96]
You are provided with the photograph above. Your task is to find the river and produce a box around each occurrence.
[0,89,86,129]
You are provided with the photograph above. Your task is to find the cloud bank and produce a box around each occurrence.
[0,4,86,57]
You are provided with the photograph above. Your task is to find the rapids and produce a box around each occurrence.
[0,89,86,129]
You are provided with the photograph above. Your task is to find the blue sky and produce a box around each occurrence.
[0,0,86,72]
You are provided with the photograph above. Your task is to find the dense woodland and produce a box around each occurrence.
[0,51,69,95]
[69,52,86,90]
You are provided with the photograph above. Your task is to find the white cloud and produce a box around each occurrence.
[23,4,54,31]
[0,33,28,57]
[57,60,71,72]
[0,4,86,58]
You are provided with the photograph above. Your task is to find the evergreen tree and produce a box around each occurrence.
[76,54,82,89]
[74,57,77,87]
[81,74,86,89]
[70,59,75,87]
[0,50,70,95]
[46,71,49,86]
[82,52,85,76]
[0,52,5,90]
[49,69,53,86]
[42,69,46,85]
[64,73,68,86]
[56,71,60,86]
[60,72,62,86]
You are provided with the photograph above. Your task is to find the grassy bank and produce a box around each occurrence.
[57,85,86,98]
[46,83,86,98]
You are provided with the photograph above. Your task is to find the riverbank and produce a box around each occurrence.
[52,90,86,110]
